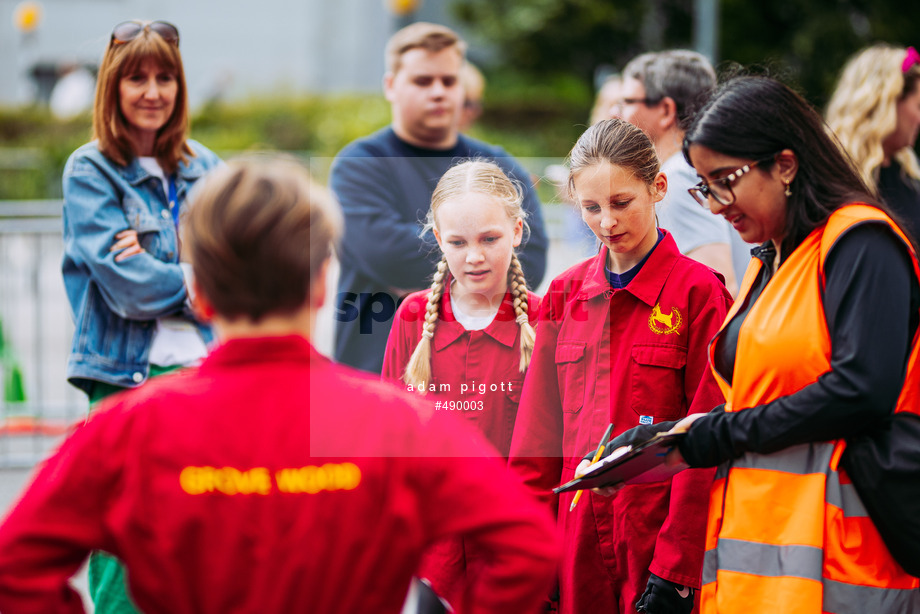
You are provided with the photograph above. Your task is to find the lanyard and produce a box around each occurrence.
[168,175,179,230]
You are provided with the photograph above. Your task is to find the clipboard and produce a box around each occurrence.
[553,431,687,494]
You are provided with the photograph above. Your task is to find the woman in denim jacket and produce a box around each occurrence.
[62,20,220,399]
[60,20,220,613]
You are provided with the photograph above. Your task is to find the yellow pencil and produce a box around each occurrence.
[569,423,614,512]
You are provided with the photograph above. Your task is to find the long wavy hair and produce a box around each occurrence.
[826,44,920,192]
[92,22,192,173]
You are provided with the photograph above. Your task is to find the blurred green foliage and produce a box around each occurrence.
[453,0,649,83]
[0,86,588,200]
[452,0,920,109]
[7,1,920,200]
[468,70,592,159]
[191,95,391,154]
[0,106,92,199]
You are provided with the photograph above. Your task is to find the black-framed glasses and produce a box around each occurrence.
[688,155,777,208]
[111,20,179,46]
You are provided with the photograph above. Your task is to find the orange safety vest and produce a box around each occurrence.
[703,204,920,614]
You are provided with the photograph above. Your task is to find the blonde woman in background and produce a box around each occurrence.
[827,44,920,243]
[590,74,623,125]
[459,61,486,132]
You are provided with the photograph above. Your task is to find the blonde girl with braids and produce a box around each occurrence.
[827,44,920,243]
[381,160,540,612]
[383,159,537,453]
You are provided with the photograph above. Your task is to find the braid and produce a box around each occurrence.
[403,256,449,393]
[508,253,536,372]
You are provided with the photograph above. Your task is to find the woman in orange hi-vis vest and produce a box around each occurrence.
[663,76,920,613]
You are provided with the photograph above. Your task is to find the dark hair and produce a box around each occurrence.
[183,157,341,322]
[682,76,908,256]
[567,118,660,198]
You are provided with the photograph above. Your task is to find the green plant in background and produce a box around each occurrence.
[467,69,592,159]
[193,95,392,155]
[0,320,26,404]
[4,0,920,200]
[0,106,91,200]
[0,87,589,200]
[452,0,920,112]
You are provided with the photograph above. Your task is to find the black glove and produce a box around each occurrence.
[582,421,678,464]
[635,572,694,614]
[411,577,453,614]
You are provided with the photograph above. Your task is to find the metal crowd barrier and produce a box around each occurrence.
[0,200,88,468]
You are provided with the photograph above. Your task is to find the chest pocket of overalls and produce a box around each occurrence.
[630,345,686,420]
[123,197,168,259]
[500,379,524,456]
[555,342,586,414]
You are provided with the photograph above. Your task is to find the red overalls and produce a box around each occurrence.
[382,282,540,456]
[383,282,541,611]
[510,232,730,614]
[0,337,560,614]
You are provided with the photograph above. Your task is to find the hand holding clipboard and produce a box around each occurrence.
[555,415,704,496]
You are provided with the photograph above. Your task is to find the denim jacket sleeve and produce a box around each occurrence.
[62,150,187,320]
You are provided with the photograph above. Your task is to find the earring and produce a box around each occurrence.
[784,179,792,197]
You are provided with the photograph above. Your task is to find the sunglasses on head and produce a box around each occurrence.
[110,20,179,46]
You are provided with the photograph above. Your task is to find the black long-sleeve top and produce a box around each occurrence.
[879,159,920,248]
[679,222,920,467]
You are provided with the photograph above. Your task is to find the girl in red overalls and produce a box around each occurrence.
[509,118,732,614]
[382,160,539,612]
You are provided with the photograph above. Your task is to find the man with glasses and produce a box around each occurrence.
[613,50,751,295]
[329,23,548,374]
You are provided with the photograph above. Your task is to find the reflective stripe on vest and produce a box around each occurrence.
[823,579,920,613]
[702,205,920,614]
[703,538,823,583]
[704,557,920,613]
[722,444,869,518]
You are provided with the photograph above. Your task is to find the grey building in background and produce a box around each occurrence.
[0,0,466,108]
